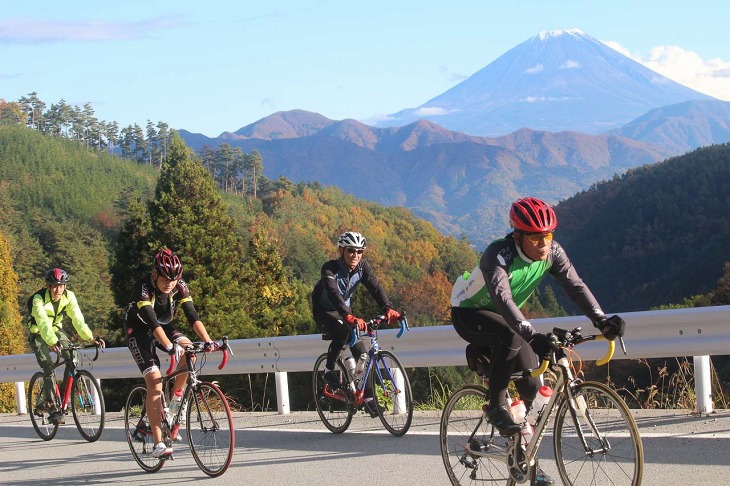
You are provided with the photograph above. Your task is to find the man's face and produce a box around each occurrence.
[153,272,178,294]
[48,284,66,302]
[517,231,553,261]
[341,246,364,270]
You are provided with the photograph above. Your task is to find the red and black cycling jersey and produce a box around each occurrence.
[311,257,392,318]
[124,274,200,332]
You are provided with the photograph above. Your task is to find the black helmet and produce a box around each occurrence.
[153,248,183,280]
[45,268,69,285]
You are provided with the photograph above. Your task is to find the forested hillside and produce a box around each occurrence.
[554,143,730,312]
[0,125,477,347]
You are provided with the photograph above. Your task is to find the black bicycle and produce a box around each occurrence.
[28,342,105,442]
[312,314,413,436]
[124,338,235,477]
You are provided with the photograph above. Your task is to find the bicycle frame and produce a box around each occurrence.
[161,339,232,435]
[325,316,409,409]
[455,335,618,482]
[52,344,102,414]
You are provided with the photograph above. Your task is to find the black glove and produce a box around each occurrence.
[597,315,625,341]
[529,333,558,361]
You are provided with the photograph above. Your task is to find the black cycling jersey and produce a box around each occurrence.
[311,257,392,317]
[124,274,200,332]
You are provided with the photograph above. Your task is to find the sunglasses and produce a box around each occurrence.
[523,232,554,244]
[346,248,365,255]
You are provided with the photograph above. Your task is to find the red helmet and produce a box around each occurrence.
[153,249,183,280]
[509,197,557,233]
[45,268,69,285]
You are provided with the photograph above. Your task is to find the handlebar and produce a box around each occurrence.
[347,312,409,347]
[52,341,103,366]
[166,336,233,376]
[529,326,620,378]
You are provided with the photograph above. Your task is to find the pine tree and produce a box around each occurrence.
[241,230,303,336]
[0,230,25,412]
[121,132,253,339]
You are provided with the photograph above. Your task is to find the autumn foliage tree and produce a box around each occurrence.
[0,230,25,412]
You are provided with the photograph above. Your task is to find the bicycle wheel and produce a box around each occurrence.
[312,353,354,434]
[186,382,235,477]
[440,385,515,486]
[369,350,413,436]
[71,370,105,442]
[28,372,60,441]
[554,381,643,486]
[124,386,164,473]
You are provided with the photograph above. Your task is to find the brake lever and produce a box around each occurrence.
[619,336,628,355]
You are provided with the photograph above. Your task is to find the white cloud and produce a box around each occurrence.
[521,96,574,103]
[604,41,730,101]
[560,60,581,69]
[413,106,459,116]
[524,64,544,75]
[0,16,186,43]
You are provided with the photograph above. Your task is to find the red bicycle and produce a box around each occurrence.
[28,342,105,441]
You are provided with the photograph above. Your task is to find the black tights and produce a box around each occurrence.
[314,311,367,370]
[451,307,540,410]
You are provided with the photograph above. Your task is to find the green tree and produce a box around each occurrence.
[241,230,305,336]
[114,132,253,339]
[244,150,264,199]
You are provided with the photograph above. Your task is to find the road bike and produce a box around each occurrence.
[312,314,413,436]
[28,341,105,442]
[124,338,235,477]
[440,327,644,485]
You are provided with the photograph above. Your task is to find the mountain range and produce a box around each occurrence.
[179,29,730,247]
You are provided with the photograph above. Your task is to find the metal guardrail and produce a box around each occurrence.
[2,306,729,413]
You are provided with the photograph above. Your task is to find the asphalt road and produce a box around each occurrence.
[0,409,728,485]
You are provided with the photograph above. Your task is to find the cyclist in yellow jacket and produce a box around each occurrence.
[27,268,104,424]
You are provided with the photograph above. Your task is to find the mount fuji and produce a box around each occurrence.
[379,29,716,136]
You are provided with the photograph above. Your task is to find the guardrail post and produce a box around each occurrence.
[392,368,406,414]
[94,378,102,415]
[275,371,290,415]
[15,382,26,414]
[693,355,713,415]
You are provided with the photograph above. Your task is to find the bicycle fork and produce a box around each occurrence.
[564,383,611,456]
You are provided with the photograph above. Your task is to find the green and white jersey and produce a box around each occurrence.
[451,235,604,329]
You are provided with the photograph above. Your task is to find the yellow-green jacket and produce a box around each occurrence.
[28,288,93,346]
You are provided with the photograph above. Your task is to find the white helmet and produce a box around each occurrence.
[337,231,367,249]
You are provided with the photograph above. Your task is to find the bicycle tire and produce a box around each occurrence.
[186,382,235,477]
[312,353,354,434]
[124,386,164,473]
[553,381,643,486]
[28,372,60,441]
[440,384,515,486]
[369,350,413,436]
[71,370,105,442]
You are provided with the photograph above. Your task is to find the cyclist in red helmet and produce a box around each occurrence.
[125,248,215,458]
[27,268,105,424]
[450,197,625,486]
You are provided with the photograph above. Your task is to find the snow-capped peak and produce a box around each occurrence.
[536,28,585,41]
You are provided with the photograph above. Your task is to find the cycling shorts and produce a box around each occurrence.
[127,324,186,375]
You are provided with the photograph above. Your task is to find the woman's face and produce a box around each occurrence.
[153,272,178,294]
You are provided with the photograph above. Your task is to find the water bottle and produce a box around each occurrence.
[355,353,368,376]
[169,388,184,415]
[509,399,533,446]
[527,385,553,425]
[509,399,526,423]
[343,356,356,379]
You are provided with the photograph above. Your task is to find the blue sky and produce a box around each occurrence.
[2,1,729,137]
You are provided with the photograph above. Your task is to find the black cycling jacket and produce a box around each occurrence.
[311,257,392,317]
